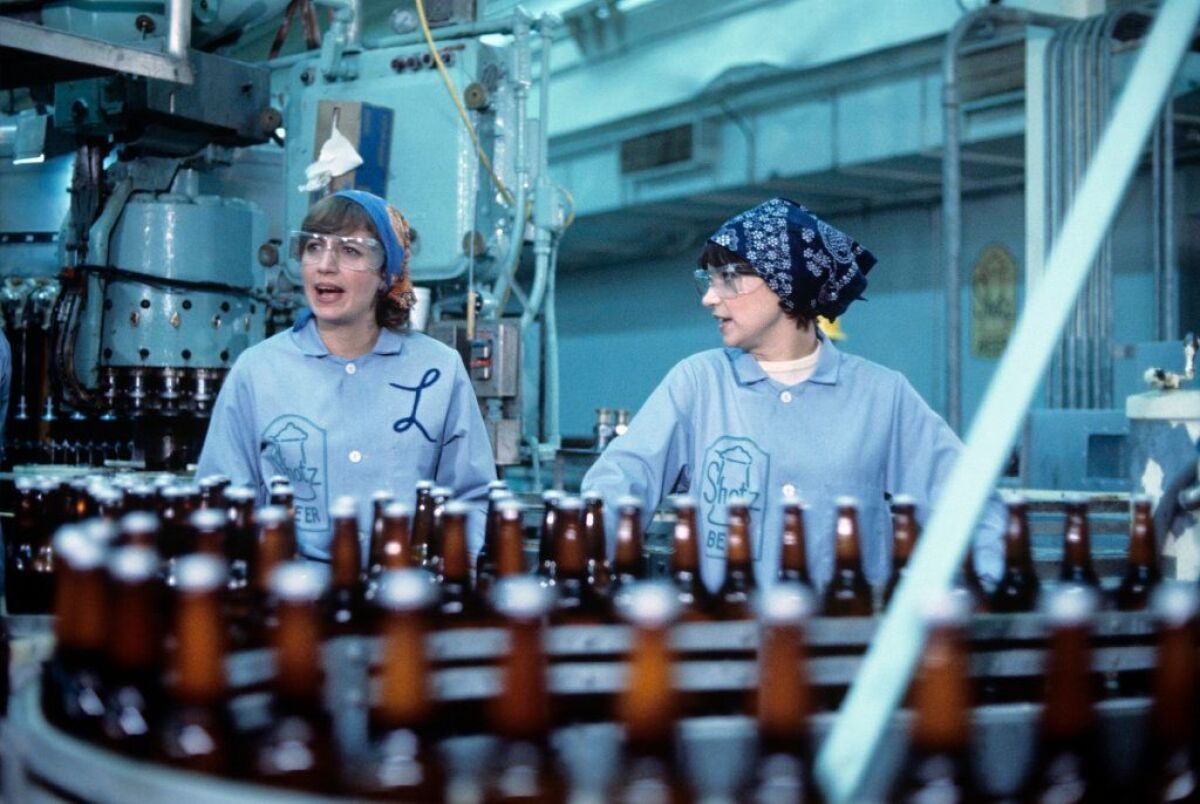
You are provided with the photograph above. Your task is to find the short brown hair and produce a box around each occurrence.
[301,194,416,332]
[697,240,814,329]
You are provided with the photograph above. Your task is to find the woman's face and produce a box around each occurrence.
[701,271,793,357]
[301,227,384,330]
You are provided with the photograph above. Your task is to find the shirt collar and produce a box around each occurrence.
[289,313,407,358]
[725,331,842,386]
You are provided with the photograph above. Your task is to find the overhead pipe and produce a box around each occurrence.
[818,1,1200,801]
[166,0,191,63]
[942,5,1067,431]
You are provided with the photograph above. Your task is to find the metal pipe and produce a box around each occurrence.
[1164,92,1177,340]
[942,5,1067,431]
[362,16,517,49]
[166,0,190,62]
[817,1,1200,800]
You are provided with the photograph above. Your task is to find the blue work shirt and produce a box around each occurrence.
[196,318,496,560]
[582,337,1004,592]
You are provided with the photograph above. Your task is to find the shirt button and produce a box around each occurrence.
[345,363,357,375]
[780,390,793,403]
[782,483,796,497]
[349,450,362,463]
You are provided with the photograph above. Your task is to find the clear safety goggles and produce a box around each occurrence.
[288,230,385,273]
[692,266,762,299]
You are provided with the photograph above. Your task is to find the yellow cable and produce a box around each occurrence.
[414,0,514,207]
[556,184,576,229]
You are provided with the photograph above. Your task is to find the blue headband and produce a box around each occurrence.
[333,189,406,282]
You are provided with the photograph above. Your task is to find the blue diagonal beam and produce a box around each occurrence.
[814,1,1200,800]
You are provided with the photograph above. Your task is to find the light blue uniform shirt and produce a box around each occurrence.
[582,337,1004,592]
[196,318,496,560]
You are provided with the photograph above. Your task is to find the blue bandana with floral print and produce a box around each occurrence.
[708,198,876,320]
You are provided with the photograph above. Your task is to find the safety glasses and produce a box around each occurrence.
[692,266,762,299]
[288,230,385,273]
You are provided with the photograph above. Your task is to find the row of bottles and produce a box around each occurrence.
[42,513,1200,802]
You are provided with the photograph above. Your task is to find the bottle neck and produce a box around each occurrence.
[671,511,701,573]
[172,591,227,704]
[780,509,808,578]
[1127,504,1156,569]
[330,519,361,589]
[374,611,432,729]
[495,517,526,578]
[254,526,291,592]
[833,513,864,573]
[620,626,676,744]
[614,513,644,575]
[380,517,414,571]
[441,515,471,583]
[274,600,324,701]
[584,502,606,562]
[493,619,550,740]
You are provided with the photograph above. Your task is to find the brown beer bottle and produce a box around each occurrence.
[957,552,991,614]
[536,489,563,579]
[409,480,435,566]
[252,561,337,792]
[159,484,198,582]
[437,500,485,626]
[493,500,527,585]
[484,576,568,803]
[246,505,293,646]
[7,477,39,613]
[365,488,395,583]
[326,495,365,636]
[189,507,228,557]
[890,590,981,802]
[101,545,164,757]
[117,510,159,549]
[1114,496,1161,611]
[28,478,60,613]
[610,496,646,597]
[549,497,607,625]
[669,496,712,620]
[422,485,454,576]
[883,495,918,605]
[158,554,235,775]
[778,496,813,588]
[1021,585,1107,801]
[476,487,515,598]
[716,502,757,620]
[742,584,821,803]
[365,501,415,605]
[1059,497,1099,589]
[990,498,1041,613]
[823,497,874,617]
[582,490,611,594]
[611,582,692,803]
[1126,583,1199,801]
[352,568,446,801]
[42,526,108,737]
[223,485,257,588]
[92,484,125,522]
[268,480,298,556]
[197,474,230,509]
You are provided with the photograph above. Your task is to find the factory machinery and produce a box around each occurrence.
[1,0,1200,802]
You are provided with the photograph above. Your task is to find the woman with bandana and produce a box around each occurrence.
[196,190,496,560]
[582,198,1003,594]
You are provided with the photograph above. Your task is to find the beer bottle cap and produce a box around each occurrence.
[670,495,697,510]
[15,476,34,492]
[489,488,514,502]
[268,474,289,488]
[492,576,554,619]
[190,508,228,531]
[1040,584,1098,626]
[371,489,394,503]
[175,554,228,591]
[80,517,119,548]
[834,495,861,508]
[779,495,807,509]
[582,489,603,502]
[223,485,256,503]
[91,486,123,508]
[152,473,176,489]
[119,511,160,539]
[415,479,435,490]
[541,489,563,502]
[199,474,230,489]
[617,581,680,628]
[109,545,160,583]
[444,500,471,516]
[616,495,643,509]
[255,505,289,526]
[269,560,329,601]
[497,500,523,518]
[919,588,971,627]
[889,494,917,507]
[383,501,412,518]
[556,496,583,512]
[1150,582,1199,626]
[127,482,156,500]
[487,479,509,491]
[269,482,293,497]
[757,583,816,625]
[164,483,200,499]
[331,495,357,518]
[35,477,60,493]
[54,525,103,569]
[431,486,455,499]
[374,568,439,612]
[1002,491,1028,506]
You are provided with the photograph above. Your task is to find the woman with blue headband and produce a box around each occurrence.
[582,198,1004,597]
[196,190,496,560]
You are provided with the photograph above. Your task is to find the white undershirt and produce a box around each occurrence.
[756,342,821,385]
